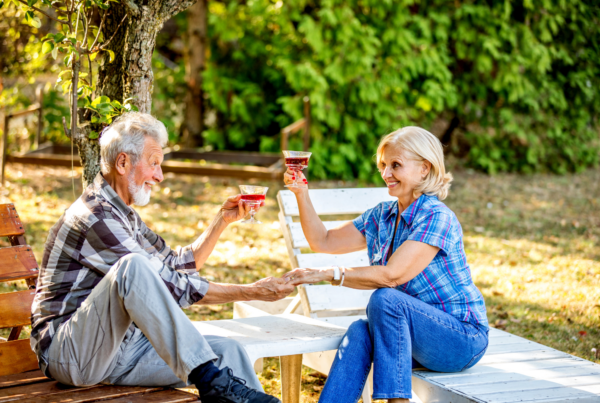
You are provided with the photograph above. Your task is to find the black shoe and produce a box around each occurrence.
[200,367,280,403]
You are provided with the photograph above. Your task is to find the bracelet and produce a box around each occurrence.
[339,266,346,287]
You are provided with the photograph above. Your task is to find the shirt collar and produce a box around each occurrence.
[93,173,134,218]
[382,194,429,227]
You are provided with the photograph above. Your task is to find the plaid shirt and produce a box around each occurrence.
[353,194,488,328]
[31,173,209,376]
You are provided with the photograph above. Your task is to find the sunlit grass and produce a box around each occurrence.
[1,163,599,401]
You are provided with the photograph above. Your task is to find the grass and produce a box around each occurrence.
[1,162,599,401]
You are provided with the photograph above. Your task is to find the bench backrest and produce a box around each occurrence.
[0,203,40,376]
[277,188,394,318]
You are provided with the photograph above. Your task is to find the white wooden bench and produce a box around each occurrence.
[236,188,600,403]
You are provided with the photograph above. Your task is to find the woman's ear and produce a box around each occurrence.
[421,160,432,179]
[115,152,129,176]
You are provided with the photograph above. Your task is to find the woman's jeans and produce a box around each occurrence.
[319,288,489,401]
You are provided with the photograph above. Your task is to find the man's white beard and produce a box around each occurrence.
[128,172,152,206]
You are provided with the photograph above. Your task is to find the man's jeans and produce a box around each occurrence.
[46,254,262,390]
[319,288,489,401]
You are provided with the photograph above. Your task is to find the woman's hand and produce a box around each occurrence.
[220,194,260,224]
[283,267,334,287]
[283,169,308,194]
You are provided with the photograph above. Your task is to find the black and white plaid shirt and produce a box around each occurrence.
[31,173,209,376]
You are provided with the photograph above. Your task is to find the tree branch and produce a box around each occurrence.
[98,14,128,50]
[89,10,108,51]
[160,0,196,21]
[16,0,70,27]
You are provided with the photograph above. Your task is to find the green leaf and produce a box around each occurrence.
[27,0,38,7]
[106,49,115,63]
[25,11,42,28]
[41,41,54,54]
[91,95,110,106]
[0,1,4,8]
[88,131,99,139]
[89,52,98,61]
[51,45,58,59]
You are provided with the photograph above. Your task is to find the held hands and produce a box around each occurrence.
[249,276,295,301]
[282,267,333,287]
[220,194,263,224]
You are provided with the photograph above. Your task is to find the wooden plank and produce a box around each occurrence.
[0,370,48,389]
[289,221,349,249]
[0,205,24,237]
[7,154,286,180]
[455,374,600,396]
[0,339,40,377]
[296,251,369,269]
[0,246,39,282]
[23,385,163,403]
[301,284,373,312]
[191,314,347,364]
[166,149,281,166]
[0,290,36,328]
[101,389,198,403]
[278,188,396,217]
[486,342,551,355]
[0,381,97,402]
[475,383,600,403]
[477,349,571,366]
[421,358,598,381]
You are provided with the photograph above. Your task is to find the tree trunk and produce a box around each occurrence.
[77,0,198,187]
[182,0,207,147]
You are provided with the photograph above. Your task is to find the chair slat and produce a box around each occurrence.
[0,370,47,390]
[302,285,374,312]
[289,220,349,249]
[0,204,25,237]
[296,251,369,269]
[278,188,395,217]
[0,246,39,283]
[102,390,199,403]
[0,382,97,402]
[0,290,36,328]
[0,339,39,377]
[23,385,164,403]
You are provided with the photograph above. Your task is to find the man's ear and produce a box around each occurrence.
[115,152,129,176]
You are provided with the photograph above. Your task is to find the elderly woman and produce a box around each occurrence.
[283,127,489,403]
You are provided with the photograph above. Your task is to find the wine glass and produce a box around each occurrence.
[239,185,268,224]
[282,150,311,188]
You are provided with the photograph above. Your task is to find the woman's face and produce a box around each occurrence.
[378,146,430,200]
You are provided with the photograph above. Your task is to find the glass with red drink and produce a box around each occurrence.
[239,185,268,224]
[282,150,311,188]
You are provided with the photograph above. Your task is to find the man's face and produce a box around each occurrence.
[127,136,164,206]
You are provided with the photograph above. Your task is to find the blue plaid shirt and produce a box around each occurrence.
[353,194,488,328]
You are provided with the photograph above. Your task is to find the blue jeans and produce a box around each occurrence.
[319,288,489,401]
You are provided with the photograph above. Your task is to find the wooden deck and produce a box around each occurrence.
[412,328,600,403]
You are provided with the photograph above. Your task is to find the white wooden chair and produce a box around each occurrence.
[235,188,600,403]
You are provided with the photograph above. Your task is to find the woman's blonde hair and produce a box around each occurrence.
[376,126,453,200]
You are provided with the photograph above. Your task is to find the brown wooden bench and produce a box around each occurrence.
[0,203,199,402]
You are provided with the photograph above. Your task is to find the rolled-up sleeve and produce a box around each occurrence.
[353,211,367,235]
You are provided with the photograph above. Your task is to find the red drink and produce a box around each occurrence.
[241,194,266,202]
[285,157,309,168]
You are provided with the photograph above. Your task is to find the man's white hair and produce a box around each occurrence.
[99,112,168,174]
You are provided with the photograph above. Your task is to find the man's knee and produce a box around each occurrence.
[111,253,154,280]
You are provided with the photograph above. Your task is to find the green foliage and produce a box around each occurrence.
[197,0,599,179]
[2,0,129,139]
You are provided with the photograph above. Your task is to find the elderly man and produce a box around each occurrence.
[30,112,292,403]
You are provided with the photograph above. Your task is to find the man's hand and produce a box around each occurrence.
[220,194,262,224]
[246,276,295,301]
